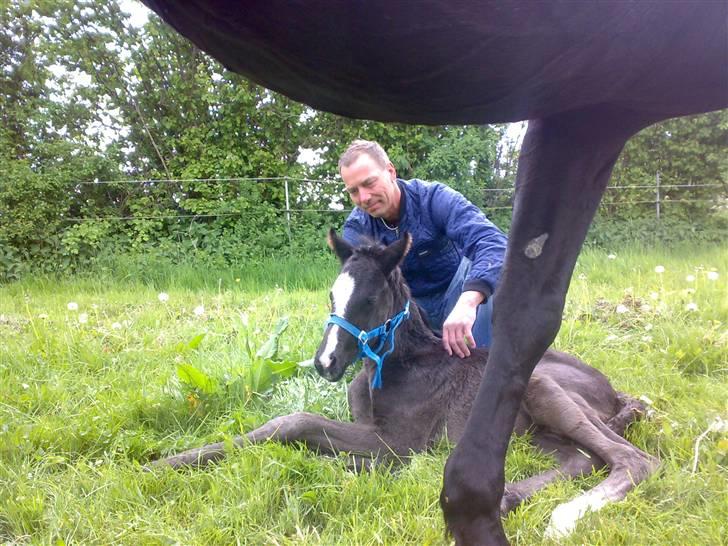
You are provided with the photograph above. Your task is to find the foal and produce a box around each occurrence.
[156,230,658,536]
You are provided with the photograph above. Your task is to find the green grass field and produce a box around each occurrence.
[1,246,726,545]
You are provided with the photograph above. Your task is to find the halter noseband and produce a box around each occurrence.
[325,301,410,389]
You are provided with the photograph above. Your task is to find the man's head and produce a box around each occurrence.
[339,140,400,223]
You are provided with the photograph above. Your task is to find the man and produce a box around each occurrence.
[340,139,507,358]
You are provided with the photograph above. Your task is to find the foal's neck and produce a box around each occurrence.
[383,270,440,359]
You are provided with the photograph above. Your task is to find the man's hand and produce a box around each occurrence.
[442,290,485,358]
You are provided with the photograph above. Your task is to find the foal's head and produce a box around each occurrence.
[314,229,412,382]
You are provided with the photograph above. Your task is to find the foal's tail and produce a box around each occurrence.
[606,392,648,437]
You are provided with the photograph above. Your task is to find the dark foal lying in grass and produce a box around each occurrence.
[155,230,658,537]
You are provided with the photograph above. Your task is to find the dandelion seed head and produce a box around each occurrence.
[685,302,698,312]
[615,304,629,314]
[193,305,205,316]
[67,302,79,311]
[607,254,617,260]
[654,265,665,274]
[641,335,653,343]
[78,313,89,324]
[158,292,169,302]
[645,323,653,331]
[649,292,659,300]
[685,274,695,283]
[707,271,719,281]
[111,322,122,330]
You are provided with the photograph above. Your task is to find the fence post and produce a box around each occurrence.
[284,178,292,244]
[655,171,661,221]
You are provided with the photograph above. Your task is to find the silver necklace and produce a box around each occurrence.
[380,217,399,231]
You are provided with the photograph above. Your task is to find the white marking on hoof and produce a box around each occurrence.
[319,272,356,367]
[545,489,611,539]
[524,233,549,258]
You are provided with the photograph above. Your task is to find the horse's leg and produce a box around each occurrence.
[440,106,651,545]
[152,412,398,469]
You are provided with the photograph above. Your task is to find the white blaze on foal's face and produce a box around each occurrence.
[319,271,356,368]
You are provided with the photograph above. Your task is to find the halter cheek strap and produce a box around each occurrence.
[325,301,410,389]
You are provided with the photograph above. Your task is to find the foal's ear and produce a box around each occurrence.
[327,228,354,264]
[380,232,412,276]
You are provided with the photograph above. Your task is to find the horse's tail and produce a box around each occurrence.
[606,392,648,436]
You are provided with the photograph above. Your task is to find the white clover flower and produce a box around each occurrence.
[78,313,89,324]
[577,273,587,281]
[642,303,652,312]
[615,304,629,314]
[641,335,653,343]
[158,292,169,302]
[111,322,122,330]
[67,302,79,311]
[607,254,617,260]
[649,291,659,300]
[22,383,30,390]
[193,305,205,316]
[38,313,49,320]
[685,274,695,283]
[685,302,698,312]
[645,323,653,331]
[654,265,665,274]
[707,271,719,281]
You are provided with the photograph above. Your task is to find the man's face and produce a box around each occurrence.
[340,153,399,220]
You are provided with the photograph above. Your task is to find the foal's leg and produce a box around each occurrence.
[521,376,657,538]
[500,443,600,515]
[154,412,400,469]
[501,389,647,514]
[440,106,652,545]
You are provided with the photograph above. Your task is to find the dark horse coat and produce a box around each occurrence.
[141,2,727,543]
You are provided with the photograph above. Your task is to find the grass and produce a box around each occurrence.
[1,244,726,545]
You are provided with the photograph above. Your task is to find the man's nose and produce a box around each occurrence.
[359,187,371,202]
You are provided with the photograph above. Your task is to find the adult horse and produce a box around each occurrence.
[140,2,727,543]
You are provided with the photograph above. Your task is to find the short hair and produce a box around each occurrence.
[338,139,391,171]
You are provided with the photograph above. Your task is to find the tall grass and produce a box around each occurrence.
[1,244,726,544]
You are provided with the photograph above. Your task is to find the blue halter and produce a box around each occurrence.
[325,301,411,389]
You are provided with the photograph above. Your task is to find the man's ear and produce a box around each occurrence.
[379,232,412,276]
[327,228,354,264]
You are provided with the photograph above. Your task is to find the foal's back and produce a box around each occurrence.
[358,345,623,451]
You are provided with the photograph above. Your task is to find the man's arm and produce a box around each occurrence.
[429,184,507,357]
[442,290,484,358]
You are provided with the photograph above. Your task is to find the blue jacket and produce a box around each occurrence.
[343,179,507,299]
